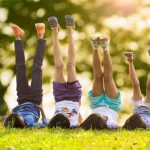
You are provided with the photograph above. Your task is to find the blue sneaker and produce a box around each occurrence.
[65,15,75,29]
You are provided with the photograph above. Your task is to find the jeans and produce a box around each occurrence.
[15,39,46,105]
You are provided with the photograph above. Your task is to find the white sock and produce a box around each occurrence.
[101,41,110,51]
[55,100,79,127]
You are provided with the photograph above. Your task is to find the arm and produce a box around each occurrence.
[39,104,49,125]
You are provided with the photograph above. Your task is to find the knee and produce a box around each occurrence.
[104,74,113,82]
[133,82,141,89]
[67,62,75,69]
[146,82,150,90]
[94,73,103,81]
[55,62,64,70]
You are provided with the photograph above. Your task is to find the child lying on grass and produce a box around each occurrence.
[47,15,82,129]
[80,35,121,130]
[4,23,48,128]
[123,51,150,130]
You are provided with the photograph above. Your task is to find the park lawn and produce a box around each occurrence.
[0,123,150,150]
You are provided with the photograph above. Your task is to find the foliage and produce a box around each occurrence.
[1,0,150,114]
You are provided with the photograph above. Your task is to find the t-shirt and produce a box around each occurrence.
[92,106,119,129]
[55,100,80,127]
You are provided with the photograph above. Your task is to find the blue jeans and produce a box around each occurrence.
[15,39,46,105]
[13,39,47,127]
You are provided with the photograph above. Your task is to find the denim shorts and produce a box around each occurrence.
[88,90,121,112]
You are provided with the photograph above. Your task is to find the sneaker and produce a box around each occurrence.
[10,23,25,37]
[48,16,59,29]
[99,36,110,48]
[123,52,134,62]
[35,23,45,35]
[65,15,75,29]
[90,35,101,49]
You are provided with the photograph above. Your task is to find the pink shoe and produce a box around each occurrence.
[10,23,25,37]
[35,23,45,35]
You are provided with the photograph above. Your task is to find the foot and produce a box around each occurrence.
[99,36,110,51]
[148,49,150,56]
[10,23,25,37]
[48,16,59,30]
[35,23,45,36]
[90,35,101,50]
[123,52,134,62]
[65,15,75,29]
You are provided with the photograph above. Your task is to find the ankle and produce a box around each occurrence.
[38,34,44,39]
[93,47,99,51]
[15,36,21,40]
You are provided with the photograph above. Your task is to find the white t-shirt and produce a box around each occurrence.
[133,98,150,128]
[92,106,119,129]
[55,100,79,127]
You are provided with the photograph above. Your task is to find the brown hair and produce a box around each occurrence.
[123,114,147,130]
[4,113,25,128]
[80,113,108,130]
[48,114,70,129]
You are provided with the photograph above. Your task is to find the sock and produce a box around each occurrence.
[101,41,110,51]
[55,100,80,127]
[91,40,99,50]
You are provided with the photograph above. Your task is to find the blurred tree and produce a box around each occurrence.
[0,0,150,115]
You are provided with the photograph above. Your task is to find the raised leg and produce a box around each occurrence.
[30,23,46,104]
[145,75,150,103]
[52,28,65,83]
[124,52,142,100]
[100,36,118,98]
[146,50,150,103]
[10,24,29,102]
[66,28,77,82]
[90,36,104,96]
[92,50,104,96]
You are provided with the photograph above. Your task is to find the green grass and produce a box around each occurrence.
[0,123,150,150]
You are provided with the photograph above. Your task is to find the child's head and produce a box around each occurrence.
[48,114,70,129]
[80,113,108,130]
[4,113,25,128]
[123,114,147,130]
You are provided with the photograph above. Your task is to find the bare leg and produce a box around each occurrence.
[124,52,142,100]
[92,50,104,96]
[145,75,150,103]
[52,28,65,83]
[90,36,104,96]
[66,28,77,82]
[103,50,118,98]
[146,50,150,102]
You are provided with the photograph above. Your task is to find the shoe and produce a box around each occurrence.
[65,15,75,29]
[48,16,59,29]
[10,23,25,37]
[99,36,110,48]
[90,35,101,49]
[123,52,134,62]
[35,23,45,35]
